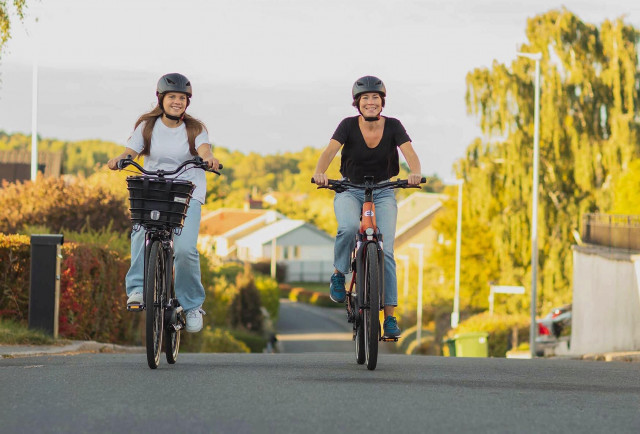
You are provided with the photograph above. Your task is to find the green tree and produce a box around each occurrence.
[0,0,26,59]
[610,159,640,214]
[455,9,639,314]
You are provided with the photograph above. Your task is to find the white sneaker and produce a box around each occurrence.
[186,307,206,333]
[127,291,143,305]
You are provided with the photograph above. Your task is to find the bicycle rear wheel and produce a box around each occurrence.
[145,240,164,369]
[364,242,380,370]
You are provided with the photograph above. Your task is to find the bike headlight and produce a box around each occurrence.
[150,210,160,220]
[365,227,374,236]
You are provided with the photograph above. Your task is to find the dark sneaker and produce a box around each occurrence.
[383,316,402,338]
[329,273,346,303]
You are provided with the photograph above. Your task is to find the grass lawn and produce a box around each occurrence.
[0,318,69,345]
[287,281,330,294]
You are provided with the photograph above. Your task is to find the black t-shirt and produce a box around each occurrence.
[331,116,411,183]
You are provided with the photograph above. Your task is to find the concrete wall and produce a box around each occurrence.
[571,245,640,355]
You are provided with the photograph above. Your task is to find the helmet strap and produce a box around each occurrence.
[357,107,381,122]
[158,94,187,124]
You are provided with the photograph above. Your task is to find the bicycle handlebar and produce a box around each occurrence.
[310,177,426,192]
[117,155,223,176]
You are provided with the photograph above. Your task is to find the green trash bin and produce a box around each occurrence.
[443,338,456,357]
[453,332,489,357]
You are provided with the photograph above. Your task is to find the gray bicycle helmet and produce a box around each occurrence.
[156,73,192,97]
[352,75,386,99]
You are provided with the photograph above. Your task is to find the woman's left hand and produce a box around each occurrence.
[408,173,422,186]
[202,155,220,171]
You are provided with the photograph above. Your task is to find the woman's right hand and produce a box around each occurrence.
[313,173,328,186]
[107,157,122,170]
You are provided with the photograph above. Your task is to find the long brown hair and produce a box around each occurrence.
[134,97,207,156]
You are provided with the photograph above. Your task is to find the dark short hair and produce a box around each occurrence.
[352,93,386,109]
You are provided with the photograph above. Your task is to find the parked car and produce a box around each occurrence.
[535,304,572,356]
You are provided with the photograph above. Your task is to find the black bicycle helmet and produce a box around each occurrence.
[352,75,386,99]
[156,73,192,97]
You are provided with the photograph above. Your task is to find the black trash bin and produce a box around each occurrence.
[29,234,64,337]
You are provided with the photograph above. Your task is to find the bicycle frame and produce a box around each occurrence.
[348,177,385,326]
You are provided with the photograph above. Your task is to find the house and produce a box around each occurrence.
[394,192,447,257]
[198,208,286,259]
[235,219,334,282]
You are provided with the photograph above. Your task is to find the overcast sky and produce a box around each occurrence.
[0,0,638,178]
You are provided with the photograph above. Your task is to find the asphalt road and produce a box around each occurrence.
[2,352,640,433]
[275,299,393,355]
[3,302,640,433]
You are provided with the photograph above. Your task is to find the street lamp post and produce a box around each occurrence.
[517,51,542,358]
[409,243,424,353]
[451,179,463,328]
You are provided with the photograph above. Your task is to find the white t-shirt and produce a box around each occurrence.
[127,119,210,204]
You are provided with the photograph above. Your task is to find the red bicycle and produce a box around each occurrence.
[313,175,424,370]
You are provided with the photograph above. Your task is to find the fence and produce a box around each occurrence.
[285,260,334,282]
[581,214,640,251]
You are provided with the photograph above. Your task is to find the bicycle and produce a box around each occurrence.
[313,175,424,370]
[118,155,222,369]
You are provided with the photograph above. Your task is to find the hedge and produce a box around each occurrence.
[0,233,139,344]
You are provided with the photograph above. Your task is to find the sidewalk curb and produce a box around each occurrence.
[579,352,640,362]
[0,341,144,359]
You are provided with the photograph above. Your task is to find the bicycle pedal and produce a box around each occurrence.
[127,304,145,312]
[381,335,399,342]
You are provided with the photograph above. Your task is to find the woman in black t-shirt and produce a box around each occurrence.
[313,76,422,338]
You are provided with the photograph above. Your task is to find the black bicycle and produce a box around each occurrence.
[118,155,222,369]
[313,176,424,370]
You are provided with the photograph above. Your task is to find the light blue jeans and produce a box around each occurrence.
[333,186,398,306]
[126,200,205,312]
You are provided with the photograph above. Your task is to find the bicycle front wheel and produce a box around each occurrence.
[145,240,165,369]
[165,254,180,364]
[364,242,380,371]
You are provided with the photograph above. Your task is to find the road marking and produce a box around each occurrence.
[277,333,352,341]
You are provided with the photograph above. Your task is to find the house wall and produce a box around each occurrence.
[394,214,441,262]
[570,245,640,355]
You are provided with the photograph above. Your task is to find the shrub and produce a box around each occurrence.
[0,234,31,321]
[0,177,129,234]
[444,312,529,357]
[230,328,267,353]
[251,260,287,283]
[0,233,139,344]
[254,274,280,321]
[288,287,334,307]
[229,268,264,333]
[180,326,250,353]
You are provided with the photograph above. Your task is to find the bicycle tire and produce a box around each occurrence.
[145,240,164,369]
[364,242,380,370]
[165,253,180,364]
[354,292,365,364]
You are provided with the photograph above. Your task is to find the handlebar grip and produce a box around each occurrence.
[117,154,133,170]
[311,178,315,183]
[421,177,426,183]
[218,164,223,170]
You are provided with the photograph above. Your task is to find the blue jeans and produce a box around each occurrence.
[126,200,205,312]
[333,186,398,306]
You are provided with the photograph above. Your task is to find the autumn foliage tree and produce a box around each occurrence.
[434,9,640,316]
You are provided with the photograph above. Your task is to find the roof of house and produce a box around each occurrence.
[236,219,333,246]
[396,192,447,237]
[199,208,273,236]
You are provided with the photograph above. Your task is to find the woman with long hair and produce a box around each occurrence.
[108,73,219,333]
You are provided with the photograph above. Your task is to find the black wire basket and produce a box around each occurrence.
[126,176,195,229]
